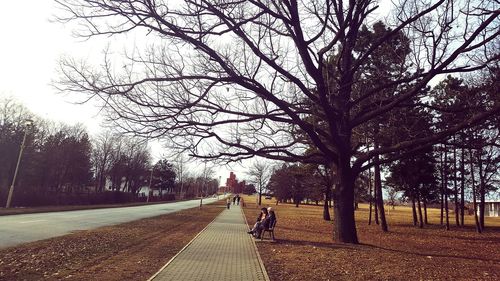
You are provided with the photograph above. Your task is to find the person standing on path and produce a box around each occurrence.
[226,198,231,209]
[237,195,241,205]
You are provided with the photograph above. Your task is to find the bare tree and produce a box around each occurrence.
[199,162,215,207]
[120,138,151,195]
[55,0,499,243]
[92,131,119,192]
[387,187,398,210]
[0,98,35,198]
[246,161,272,205]
[174,153,187,198]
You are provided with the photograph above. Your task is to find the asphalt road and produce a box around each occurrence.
[0,197,221,249]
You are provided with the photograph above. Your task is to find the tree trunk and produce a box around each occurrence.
[374,154,388,232]
[453,141,459,227]
[478,151,486,230]
[469,148,482,233]
[444,147,450,230]
[417,191,424,228]
[423,197,428,225]
[440,147,445,225]
[445,192,450,230]
[374,182,379,225]
[332,162,359,244]
[368,200,373,225]
[258,185,262,205]
[460,147,465,227]
[411,196,418,226]
[323,185,331,221]
[368,167,373,225]
[440,191,444,225]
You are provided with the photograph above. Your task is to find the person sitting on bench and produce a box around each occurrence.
[247,207,268,238]
[260,207,277,240]
[266,207,276,228]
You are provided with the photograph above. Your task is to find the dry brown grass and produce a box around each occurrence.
[243,195,500,281]
[0,201,225,281]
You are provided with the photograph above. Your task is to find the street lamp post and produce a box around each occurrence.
[199,162,207,209]
[218,176,221,200]
[179,158,184,200]
[5,119,33,208]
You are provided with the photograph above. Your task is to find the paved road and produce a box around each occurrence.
[0,197,220,249]
[150,204,269,281]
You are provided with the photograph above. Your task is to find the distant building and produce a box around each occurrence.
[484,201,500,217]
[472,200,500,217]
[225,172,245,194]
[138,185,172,198]
[226,172,237,193]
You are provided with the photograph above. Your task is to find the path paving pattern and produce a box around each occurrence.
[150,205,269,281]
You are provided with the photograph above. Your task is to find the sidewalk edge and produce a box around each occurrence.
[240,206,271,281]
[146,206,224,281]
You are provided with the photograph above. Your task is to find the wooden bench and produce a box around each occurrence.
[261,220,277,241]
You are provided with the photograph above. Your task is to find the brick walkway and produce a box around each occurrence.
[148,204,270,281]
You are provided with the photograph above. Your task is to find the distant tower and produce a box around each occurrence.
[225,172,238,193]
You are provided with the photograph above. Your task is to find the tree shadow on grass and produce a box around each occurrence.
[390,222,500,232]
[271,238,361,251]
[442,234,500,243]
[276,225,329,235]
[389,224,500,243]
[271,238,500,263]
[360,243,500,263]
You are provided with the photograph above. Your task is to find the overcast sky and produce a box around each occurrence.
[0,1,105,131]
[0,1,396,187]
[0,0,390,124]
[0,1,401,189]
[0,0,253,184]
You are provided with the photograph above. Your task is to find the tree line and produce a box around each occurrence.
[55,0,499,243]
[266,72,499,232]
[0,98,218,207]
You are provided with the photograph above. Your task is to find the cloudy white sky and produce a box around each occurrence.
[0,1,397,187]
[0,1,105,131]
[0,0,253,183]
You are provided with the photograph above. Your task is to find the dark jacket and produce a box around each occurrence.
[264,213,276,229]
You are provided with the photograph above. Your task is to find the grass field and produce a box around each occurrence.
[243,195,500,281]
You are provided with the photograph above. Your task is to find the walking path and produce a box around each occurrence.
[148,204,270,281]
